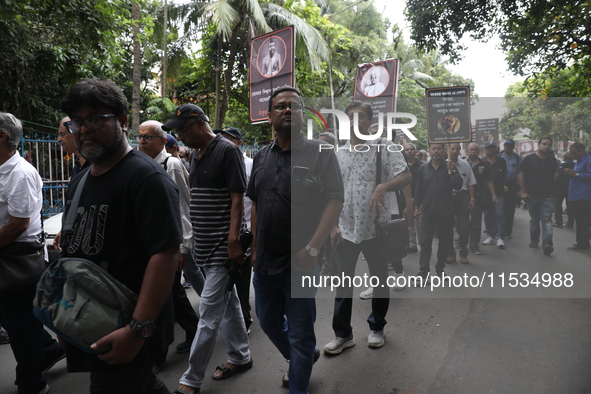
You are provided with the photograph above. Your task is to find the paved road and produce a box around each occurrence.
[2,208,591,393]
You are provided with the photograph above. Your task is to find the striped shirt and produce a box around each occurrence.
[188,134,247,266]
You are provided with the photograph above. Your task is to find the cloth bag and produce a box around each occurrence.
[374,145,409,262]
[0,239,46,292]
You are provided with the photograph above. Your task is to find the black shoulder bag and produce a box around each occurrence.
[375,144,409,262]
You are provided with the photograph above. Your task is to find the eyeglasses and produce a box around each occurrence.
[64,114,116,134]
[347,113,369,120]
[176,120,197,135]
[136,134,161,142]
[273,103,303,112]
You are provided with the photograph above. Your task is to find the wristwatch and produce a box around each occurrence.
[305,244,319,257]
[129,318,156,339]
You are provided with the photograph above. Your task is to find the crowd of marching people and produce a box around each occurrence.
[0,79,589,394]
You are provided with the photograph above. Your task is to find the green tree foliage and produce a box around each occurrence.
[405,0,591,97]
[0,0,134,128]
[165,0,329,129]
[500,80,590,145]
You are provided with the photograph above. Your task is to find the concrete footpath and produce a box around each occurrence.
[1,208,591,393]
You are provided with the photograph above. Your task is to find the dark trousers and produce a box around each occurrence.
[0,289,61,394]
[572,199,591,249]
[236,257,253,329]
[555,187,574,227]
[469,198,484,249]
[172,271,199,342]
[504,180,519,236]
[419,214,454,274]
[89,357,169,394]
[333,237,389,337]
[451,190,470,257]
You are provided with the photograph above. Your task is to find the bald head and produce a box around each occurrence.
[57,116,79,154]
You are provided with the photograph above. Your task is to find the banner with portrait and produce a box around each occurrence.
[249,26,295,124]
[517,140,538,156]
[474,118,499,146]
[426,86,471,143]
[353,59,399,120]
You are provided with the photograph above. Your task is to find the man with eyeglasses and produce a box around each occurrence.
[325,100,410,355]
[247,87,344,392]
[57,116,90,179]
[161,104,252,394]
[137,121,198,364]
[214,127,254,333]
[58,79,182,393]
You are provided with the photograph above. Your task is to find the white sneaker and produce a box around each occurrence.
[482,236,495,245]
[496,237,505,249]
[359,287,373,299]
[368,330,385,348]
[391,272,406,291]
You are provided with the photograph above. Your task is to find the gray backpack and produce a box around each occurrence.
[32,168,137,354]
[33,257,137,354]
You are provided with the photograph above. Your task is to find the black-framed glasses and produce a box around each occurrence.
[135,134,160,142]
[64,114,116,134]
[273,103,303,113]
[176,120,197,135]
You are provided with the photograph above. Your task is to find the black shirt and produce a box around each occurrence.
[61,149,182,372]
[406,158,422,197]
[247,133,344,275]
[485,156,507,197]
[413,160,463,216]
[519,153,559,198]
[468,158,493,208]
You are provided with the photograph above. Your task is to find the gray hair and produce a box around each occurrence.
[0,112,23,150]
[317,131,337,146]
[140,120,166,138]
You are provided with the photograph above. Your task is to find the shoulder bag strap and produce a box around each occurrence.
[62,169,91,235]
[375,142,382,231]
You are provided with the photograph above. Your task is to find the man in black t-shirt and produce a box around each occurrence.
[518,137,559,255]
[481,142,507,250]
[59,79,182,393]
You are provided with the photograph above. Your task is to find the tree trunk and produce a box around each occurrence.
[161,0,168,118]
[214,34,223,129]
[218,26,241,129]
[131,1,141,135]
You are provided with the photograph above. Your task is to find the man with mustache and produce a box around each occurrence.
[59,78,182,393]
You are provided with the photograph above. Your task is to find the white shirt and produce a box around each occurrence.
[454,157,477,191]
[337,140,407,244]
[243,152,253,231]
[0,152,43,242]
[155,148,193,254]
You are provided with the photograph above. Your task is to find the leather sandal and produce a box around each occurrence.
[172,388,199,394]
[211,358,253,380]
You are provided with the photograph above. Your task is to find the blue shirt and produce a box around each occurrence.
[501,152,521,183]
[568,153,591,204]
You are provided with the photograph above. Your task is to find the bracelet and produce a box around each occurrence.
[493,196,497,198]
[470,198,475,201]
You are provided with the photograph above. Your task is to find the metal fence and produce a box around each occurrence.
[20,131,70,217]
[21,132,262,218]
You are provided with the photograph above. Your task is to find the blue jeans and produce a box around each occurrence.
[528,197,555,246]
[484,196,505,239]
[253,268,316,394]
